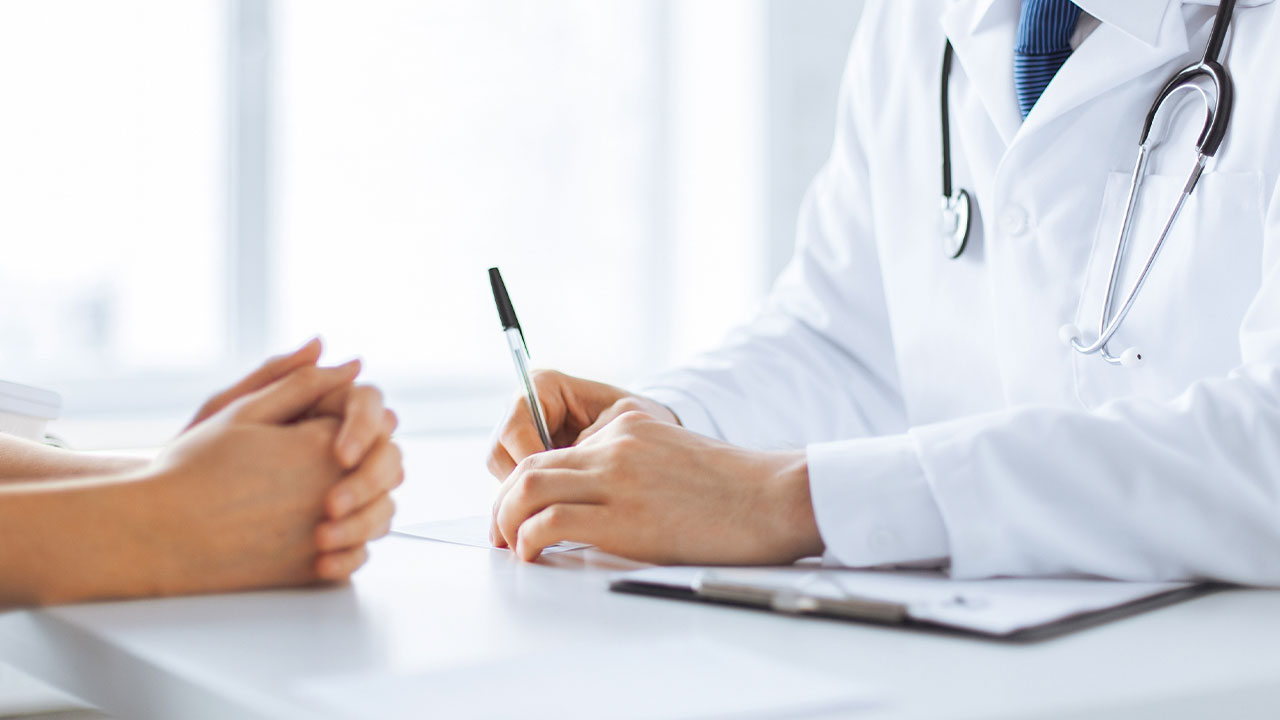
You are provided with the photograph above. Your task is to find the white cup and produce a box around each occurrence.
[0,379,61,442]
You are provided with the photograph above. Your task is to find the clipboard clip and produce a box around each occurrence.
[693,574,907,625]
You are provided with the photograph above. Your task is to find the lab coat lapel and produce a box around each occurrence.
[1018,1,1189,139]
[940,0,1022,148]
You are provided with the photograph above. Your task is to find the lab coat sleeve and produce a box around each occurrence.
[638,6,908,451]
[861,180,1280,585]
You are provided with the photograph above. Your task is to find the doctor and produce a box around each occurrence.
[488,0,1280,583]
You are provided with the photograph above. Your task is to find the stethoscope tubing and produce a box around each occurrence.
[937,0,1236,368]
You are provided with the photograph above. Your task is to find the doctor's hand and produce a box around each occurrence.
[490,412,825,564]
[486,370,678,479]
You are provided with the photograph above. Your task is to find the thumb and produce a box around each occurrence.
[231,360,362,424]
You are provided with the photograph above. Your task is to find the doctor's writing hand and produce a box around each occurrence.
[487,370,678,478]
[490,412,825,564]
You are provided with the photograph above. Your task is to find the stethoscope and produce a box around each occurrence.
[939,0,1236,368]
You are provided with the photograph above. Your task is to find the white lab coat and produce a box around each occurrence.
[640,0,1280,584]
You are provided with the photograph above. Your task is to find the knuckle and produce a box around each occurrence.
[514,453,542,473]
[615,410,646,427]
[514,469,545,499]
[530,368,560,385]
[541,505,567,532]
[613,396,644,413]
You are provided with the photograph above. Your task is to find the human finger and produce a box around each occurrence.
[497,393,552,465]
[325,440,404,519]
[573,398,635,446]
[490,449,569,547]
[310,387,400,464]
[231,360,362,425]
[574,395,676,446]
[515,504,605,562]
[315,545,371,581]
[333,384,388,468]
[316,495,397,552]
[187,338,323,428]
[486,441,518,481]
[495,463,601,552]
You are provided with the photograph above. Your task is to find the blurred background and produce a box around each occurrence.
[0,0,864,449]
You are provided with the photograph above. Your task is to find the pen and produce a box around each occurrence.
[489,267,554,451]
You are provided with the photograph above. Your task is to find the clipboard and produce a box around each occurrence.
[610,566,1211,642]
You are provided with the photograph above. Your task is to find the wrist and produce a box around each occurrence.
[89,467,175,600]
[760,450,825,562]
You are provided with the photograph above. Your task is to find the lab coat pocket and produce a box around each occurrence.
[1071,169,1265,408]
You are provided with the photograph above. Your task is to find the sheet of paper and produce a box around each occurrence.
[294,636,878,719]
[618,566,1192,636]
[394,515,590,555]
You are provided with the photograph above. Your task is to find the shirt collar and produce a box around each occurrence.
[970,0,1174,47]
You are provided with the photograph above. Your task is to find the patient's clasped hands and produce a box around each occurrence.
[0,337,403,607]
[156,337,403,592]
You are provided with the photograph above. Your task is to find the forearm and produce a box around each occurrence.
[0,432,148,482]
[0,471,160,607]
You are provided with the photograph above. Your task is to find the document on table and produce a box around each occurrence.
[294,636,878,719]
[394,515,590,554]
[612,566,1205,640]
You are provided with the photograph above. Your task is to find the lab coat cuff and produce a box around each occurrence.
[807,434,950,567]
[634,386,724,441]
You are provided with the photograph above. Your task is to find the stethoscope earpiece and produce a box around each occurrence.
[1058,324,1081,348]
[1119,348,1145,369]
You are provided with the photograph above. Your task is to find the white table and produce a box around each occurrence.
[2,433,1279,719]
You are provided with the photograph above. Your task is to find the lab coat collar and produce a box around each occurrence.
[1016,1,1189,139]
[942,0,1273,147]
[963,0,1276,44]
[969,0,1176,47]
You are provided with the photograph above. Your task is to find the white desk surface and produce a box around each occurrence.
[3,433,1280,720]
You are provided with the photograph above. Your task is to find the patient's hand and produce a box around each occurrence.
[184,338,401,552]
[147,362,401,594]
[186,337,399,470]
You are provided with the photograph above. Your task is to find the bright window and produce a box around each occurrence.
[0,0,224,385]
[0,0,861,446]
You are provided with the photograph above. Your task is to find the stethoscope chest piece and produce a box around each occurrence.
[940,188,971,259]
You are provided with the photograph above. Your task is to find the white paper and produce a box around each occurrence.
[394,515,590,555]
[618,566,1193,636]
[294,636,877,719]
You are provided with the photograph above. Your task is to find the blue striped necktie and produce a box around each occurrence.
[1014,0,1082,118]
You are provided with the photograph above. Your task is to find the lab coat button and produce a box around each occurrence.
[999,206,1029,236]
